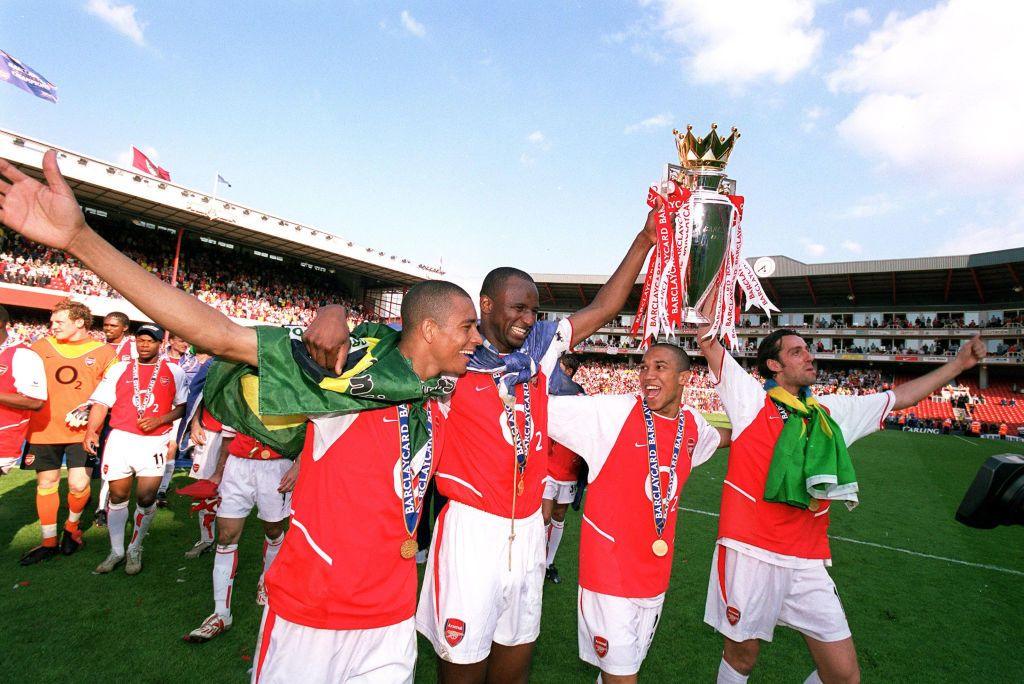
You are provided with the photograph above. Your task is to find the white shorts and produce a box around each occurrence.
[253,609,415,684]
[101,429,172,481]
[169,419,182,451]
[0,456,19,474]
[542,477,577,505]
[578,587,664,676]
[416,500,546,663]
[704,544,851,643]
[188,429,223,480]
[218,456,292,523]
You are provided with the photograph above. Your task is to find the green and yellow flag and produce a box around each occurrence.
[204,323,454,457]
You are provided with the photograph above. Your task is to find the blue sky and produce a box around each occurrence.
[1,0,1022,281]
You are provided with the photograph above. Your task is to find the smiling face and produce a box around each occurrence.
[480,276,539,352]
[427,294,483,376]
[50,309,85,343]
[638,345,691,416]
[767,335,817,390]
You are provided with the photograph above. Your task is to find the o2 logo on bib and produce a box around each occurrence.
[497,405,544,452]
[644,466,680,505]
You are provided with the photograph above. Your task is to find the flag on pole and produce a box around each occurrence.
[131,147,171,181]
[0,49,57,103]
[217,174,232,188]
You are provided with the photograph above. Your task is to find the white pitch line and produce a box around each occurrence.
[951,434,978,446]
[678,507,1024,577]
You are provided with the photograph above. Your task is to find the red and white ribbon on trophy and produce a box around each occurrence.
[631,183,777,349]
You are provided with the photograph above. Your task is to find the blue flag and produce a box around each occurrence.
[0,50,57,103]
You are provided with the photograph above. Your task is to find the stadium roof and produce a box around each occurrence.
[533,249,1024,313]
[0,129,441,287]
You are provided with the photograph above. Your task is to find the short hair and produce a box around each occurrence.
[104,311,130,326]
[559,354,581,376]
[647,342,691,371]
[0,305,9,326]
[401,280,473,330]
[52,298,91,325]
[756,328,803,379]
[480,267,535,300]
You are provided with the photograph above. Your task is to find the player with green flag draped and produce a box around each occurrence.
[0,150,485,681]
[695,295,985,684]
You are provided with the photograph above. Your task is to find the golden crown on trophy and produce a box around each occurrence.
[673,123,740,170]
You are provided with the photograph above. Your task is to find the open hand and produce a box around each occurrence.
[0,150,88,252]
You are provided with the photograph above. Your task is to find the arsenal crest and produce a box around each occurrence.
[0,364,8,376]
[444,618,465,647]
[85,357,96,366]
[686,437,696,456]
[102,464,109,475]
[160,376,169,386]
[593,636,609,658]
[24,454,35,466]
[726,606,741,625]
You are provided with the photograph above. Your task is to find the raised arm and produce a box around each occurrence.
[567,203,658,347]
[696,291,725,375]
[0,151,256,365]
[891,336,986,410]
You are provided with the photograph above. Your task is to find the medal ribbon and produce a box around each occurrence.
[495,376,533,481]
[132,358,164,419]
[642,400,686,538]
[398,403,434,536]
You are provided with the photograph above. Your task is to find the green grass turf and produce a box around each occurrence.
[1,431,1022,682]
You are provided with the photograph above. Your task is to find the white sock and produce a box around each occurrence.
[127,504,156,551]
[804,671,823,684]
[107,501,130,556]
[158,460,174,494]
[198,507,217,544]
[97,480,110,512]
[546,519,564,567]
[263,533,284,574]
[717,658,749,684]
[213,543,238,618]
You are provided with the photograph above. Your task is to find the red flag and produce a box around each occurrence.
[131,146,171,181]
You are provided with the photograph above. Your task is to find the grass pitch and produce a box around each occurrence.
[0,430,1021,683]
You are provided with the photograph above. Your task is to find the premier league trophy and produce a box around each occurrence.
[631,124,777,348]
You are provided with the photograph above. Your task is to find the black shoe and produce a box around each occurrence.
[94,510,107,528]
[59,528,85,556]
[19,545,60,566]
[545,565,562,584]
[156,491,168,508]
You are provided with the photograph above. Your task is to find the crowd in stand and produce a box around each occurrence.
[0,228,380,327]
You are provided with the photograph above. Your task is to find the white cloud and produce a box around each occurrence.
[526,130,551,151]
[400,10,426,38]
[844,7,872,27]
[828,0,1024,186]
[801,105,824,132]
[648,0,823,85]
[841,240,863,253]
[836,194,897,220]
[85,0,146,46]
[519,153,535,166]
[625,113,673,134]
[800,239,826,257]
[933,208,1024,257]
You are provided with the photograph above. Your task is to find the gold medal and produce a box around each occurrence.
[260,449,271,460]
[808,498,821,512]
[400,538,418,559]
[651,539,669,557]
[516,478,525,496]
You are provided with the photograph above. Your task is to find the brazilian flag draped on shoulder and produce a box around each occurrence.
[204,323,455,458]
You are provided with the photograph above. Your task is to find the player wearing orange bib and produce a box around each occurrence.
[20,298,116,565]
[549,344,729,682]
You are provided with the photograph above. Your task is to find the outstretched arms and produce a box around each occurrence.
[891,336,986,410]
[567,202,659,347]
[0,151,257,365]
